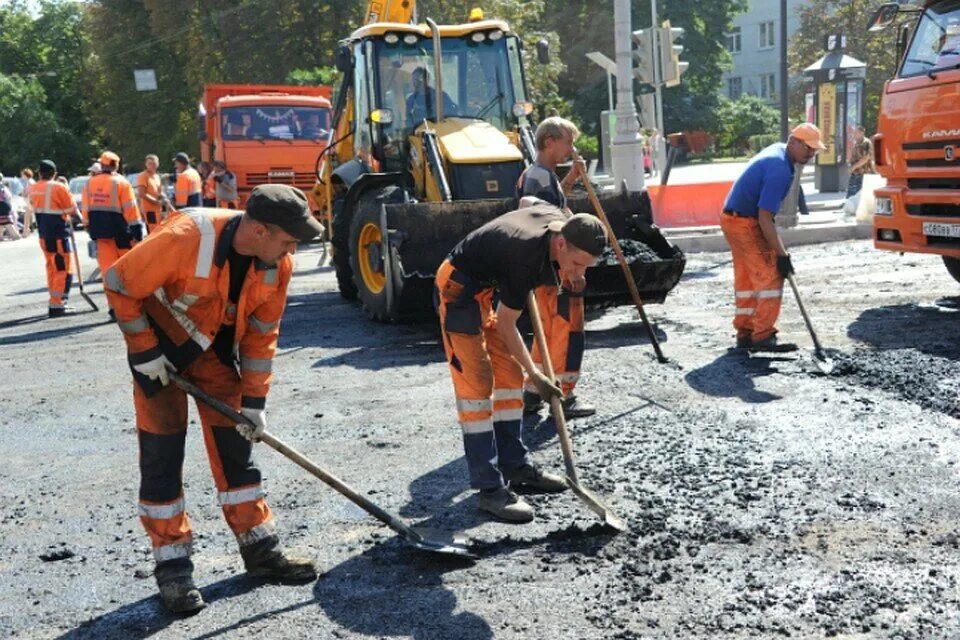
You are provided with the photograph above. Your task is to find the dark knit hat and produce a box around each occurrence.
[246,184,322,242]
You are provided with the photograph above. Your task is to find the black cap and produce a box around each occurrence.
[549,213,608,256]
[39,159,57,173]
[246,184,323,242]
[173,152,190,164]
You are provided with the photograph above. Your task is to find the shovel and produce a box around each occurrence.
[572,150,668,364]
[65,216,99,311]
[168,372,476,561]
[526,292,628,532]
[786,274,834,374]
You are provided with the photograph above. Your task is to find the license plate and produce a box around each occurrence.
[923,222,960,238]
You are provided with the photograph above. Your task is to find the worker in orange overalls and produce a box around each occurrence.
[28,160,79,317]
[82,151,143,319]
[103,184,322,614]
[135,154,169,234]
[721,123,824,351]
[435,204,607,523]
[199,161,217,207]
[173,152,202,208]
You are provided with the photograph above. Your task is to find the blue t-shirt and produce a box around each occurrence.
[723,143,795,218]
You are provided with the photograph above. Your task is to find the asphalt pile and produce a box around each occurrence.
[598,238,660,266]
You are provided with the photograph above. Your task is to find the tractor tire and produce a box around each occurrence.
[944,256,960,284]
[349,187,405,321]
[332,198,357,300]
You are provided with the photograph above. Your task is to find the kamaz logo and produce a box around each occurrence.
[947,146,956,162]
[922,129,960,139]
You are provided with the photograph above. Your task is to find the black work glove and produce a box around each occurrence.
[776,254,794,278]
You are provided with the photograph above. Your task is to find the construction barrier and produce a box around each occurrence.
[647,181,734,229]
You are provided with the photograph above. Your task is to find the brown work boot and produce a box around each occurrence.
[478,486,535,523]
[562,395,596,419]
[748,334,798,353]
[241,543,318,583]
[158,576,206,615]
[503,463,568,493]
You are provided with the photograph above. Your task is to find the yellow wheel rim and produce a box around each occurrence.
[358,222,385,294]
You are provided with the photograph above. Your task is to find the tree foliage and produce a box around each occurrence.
[713,94,780,154]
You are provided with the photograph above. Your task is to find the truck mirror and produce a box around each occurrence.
[867,3,899,32]
[335,46,352,74]
[536,39,550,65]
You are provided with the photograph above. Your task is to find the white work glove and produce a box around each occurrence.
[132,354,173,386]
[237,408,267,442]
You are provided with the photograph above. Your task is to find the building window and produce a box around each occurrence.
[760,73,777,100]
[728,77,742,100]
[759,21,775,49]
[726,27,742,54]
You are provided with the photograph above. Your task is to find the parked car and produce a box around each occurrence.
[1,177,27,219]
[67,176,89,229]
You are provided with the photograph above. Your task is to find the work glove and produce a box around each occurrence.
[776,254,795,278]
[237,408,267,443]
[132,354,173,387]
[530,370,563,402]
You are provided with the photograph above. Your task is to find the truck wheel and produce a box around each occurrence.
[332,199,357,300]
[944,256,960,284]
[349,189,403,321]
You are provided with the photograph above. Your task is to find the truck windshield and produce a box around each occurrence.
[900,0,960,76]
[220,105,331,140]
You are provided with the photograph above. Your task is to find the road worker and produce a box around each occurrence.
[435,204,607,522]
[102,184,321,614]
[28,160,79,317]
[199,161,217,207]
[82,151,143,318]
[517,117,595,419]
[136,154,169,234]
[212,160,240,209]
[173,152,202,208]
[721,123,824,352]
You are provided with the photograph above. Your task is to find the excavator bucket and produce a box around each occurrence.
[377,189,685,319]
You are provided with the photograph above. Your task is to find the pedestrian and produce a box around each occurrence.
[172,152,202,208]
[20,168,36,219]
[846,126,875,199]
[136,154,169,234]
[101,184,321,614]
[199,161,217,207]
[517,116,595,419]
[82,151,144,320]
[720,123,824,352]
[435,203,607,522]
[0,174,22,241]
[87,161,101,176]
[212,160,240,209]
[28,160,80,316]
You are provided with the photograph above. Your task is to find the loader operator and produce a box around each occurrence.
[518,117,595,419]
[102,185,322,614]
[721,123,824,352]
[435,204,607,522]
[406,67,457,125]
[28,160,80,317]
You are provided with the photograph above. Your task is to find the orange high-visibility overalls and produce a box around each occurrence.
[29,180,77,312]
[175,168,202,208]
[82,173,143,283]
[136,171,165,234]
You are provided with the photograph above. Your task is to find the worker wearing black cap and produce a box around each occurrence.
[27,159,81,316]
[102,184,322,614]
[435,204,608,522]
[172,152,202,208]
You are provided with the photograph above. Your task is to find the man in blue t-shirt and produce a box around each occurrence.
[721,123,824,352]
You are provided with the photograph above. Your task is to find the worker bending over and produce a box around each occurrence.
[435,204,607,522]
[103,185,321,613]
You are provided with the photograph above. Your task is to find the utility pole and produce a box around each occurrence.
[780,0,789,141]
[610,0,645,190]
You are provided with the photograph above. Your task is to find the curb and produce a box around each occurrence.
[665,221,872,254]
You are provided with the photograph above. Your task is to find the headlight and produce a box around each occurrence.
[403,33,419,45]
[875,197,893,216]
[384,32,400,44]
[512,102,534,118]
[471,31,486,43]
[489,29,504,41]
[369,109,394,125]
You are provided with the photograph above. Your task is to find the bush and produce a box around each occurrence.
[748,133,781,153]
[714,95,780,156]
[576,134,599,161]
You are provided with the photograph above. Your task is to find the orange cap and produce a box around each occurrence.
[99,151,120,166]
[790,123,826,151]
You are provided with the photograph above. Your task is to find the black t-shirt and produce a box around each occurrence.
[448,205,565,310]
[212,245,253,366]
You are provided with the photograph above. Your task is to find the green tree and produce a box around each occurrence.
[714,94,780,154]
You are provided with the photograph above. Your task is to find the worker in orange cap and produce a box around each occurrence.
[173,152,202,208]
[136,154,169,234]
[82,151,143,318]
[721,123,825,352]
[28,159,80,317]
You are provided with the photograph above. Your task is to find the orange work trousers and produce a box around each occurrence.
[134,349,275,565]
[39,235,74,311]
[719,213,783,343]
[435,260,528,490]
[525,279,585,398]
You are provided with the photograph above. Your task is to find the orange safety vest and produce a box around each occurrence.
[103,209,292,406]
[175,167,202,207]
[136,171,163,214]
[82,173,143,245]
[29,179,77,238]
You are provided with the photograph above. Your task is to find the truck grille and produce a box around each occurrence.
[908,178,960,190]
[906,158,960,168]
[902,138,960,151]
[907,203,960,218]
[245,169,316,190]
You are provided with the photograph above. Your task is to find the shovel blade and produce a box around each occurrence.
[567,480,628,533]
[406,527,477,560]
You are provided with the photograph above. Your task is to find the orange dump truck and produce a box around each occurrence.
[869,0,960,283]
[199,84,332,213]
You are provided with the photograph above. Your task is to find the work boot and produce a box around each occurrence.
[107,308,116,323]
[748,334,798,353]
[523,390,543,414]
[562,395,596,419]
[157,576,206,614]
[478,486,535,523]
[735,334,752,349]
[48,306,76,318]
[503,463,568,493]
[241,540,317,583]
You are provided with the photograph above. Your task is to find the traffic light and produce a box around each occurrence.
[659,20,687,87]
[631,28,655,86]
